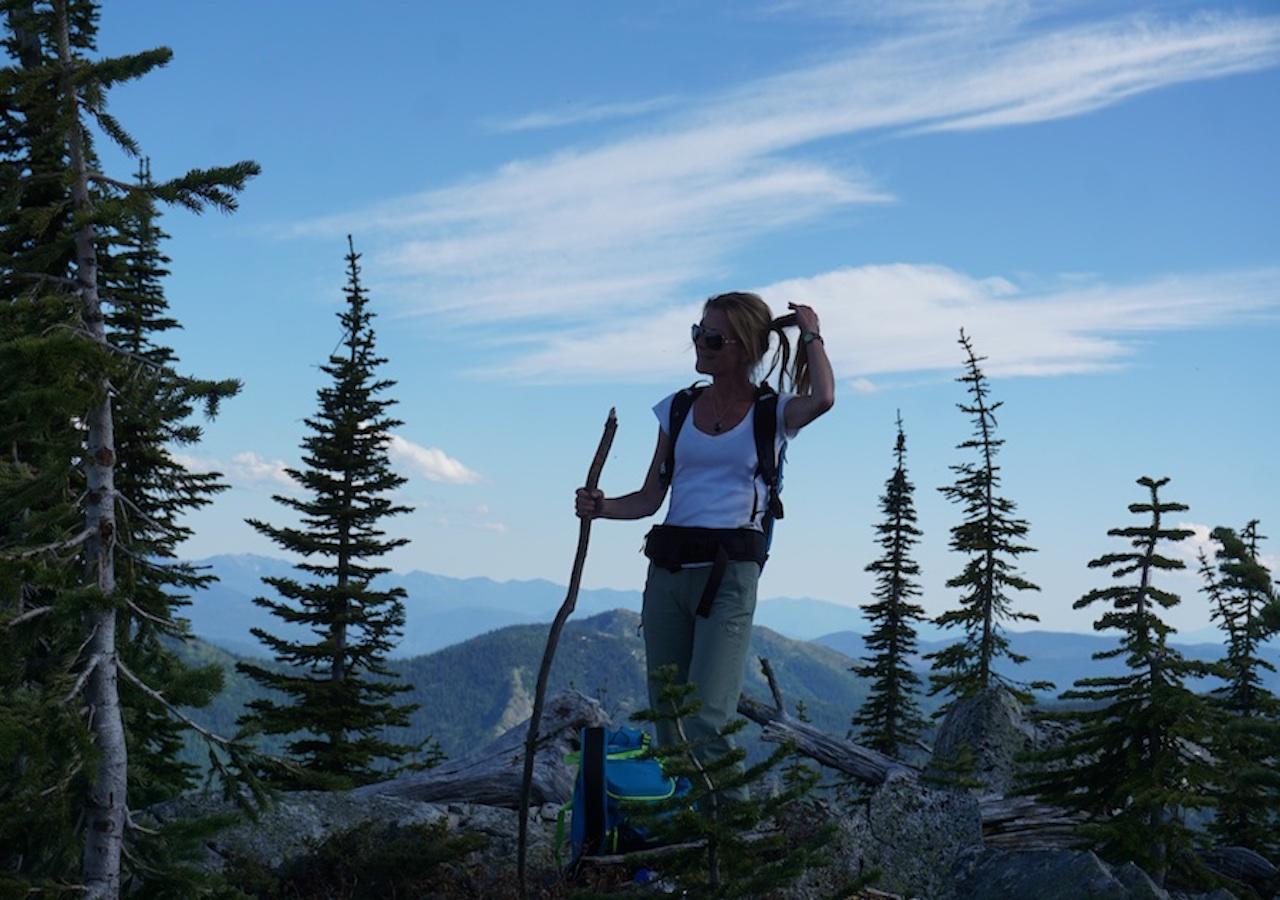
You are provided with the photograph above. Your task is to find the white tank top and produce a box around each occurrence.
[652,388,798,531]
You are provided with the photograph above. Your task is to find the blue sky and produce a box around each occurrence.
[89,1,1279,635]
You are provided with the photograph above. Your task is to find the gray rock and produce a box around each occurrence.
[1113,861,1171,900]
[860,776,984,899]
[948,848,1163,900]
[144,791,558,875]
[927,684,1037,795]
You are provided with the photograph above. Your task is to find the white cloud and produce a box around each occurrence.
[285,9,1279,331]
[473,263,1280,383]
[484,96,680,132]
[850,377,880,394]
[230,451,294,487]
[388,434,482,485]
[169,450,295,489]
[1172,521,1218,577]
[477,522,509,533]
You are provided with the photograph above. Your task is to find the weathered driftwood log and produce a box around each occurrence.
[353,690,608,808]
[736,693,919,785]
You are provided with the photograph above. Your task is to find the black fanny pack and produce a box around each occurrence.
[642,525,768,618]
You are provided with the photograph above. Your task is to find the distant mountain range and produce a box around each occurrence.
[175,608,883,765]
[815,629,1280,697]
[183,554,1272,705]
[183,553,888,657]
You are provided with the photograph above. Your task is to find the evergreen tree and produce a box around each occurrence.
[0,1,258,894]
[105,158,241,811]
[927,329,1042,710]
[1198,522,1280,859]
[236,237,435,789]
[851,413,927,757]
[1026,477,1216,888]
[626,666,858,898]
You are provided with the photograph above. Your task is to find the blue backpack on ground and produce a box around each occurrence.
[555,725,692,869]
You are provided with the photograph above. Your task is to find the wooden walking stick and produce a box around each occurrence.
[517,408,618,898]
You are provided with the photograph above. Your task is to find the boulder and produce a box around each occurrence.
[926,684,1037,795]
[145,791,562,876]
[793,778,983,896]
[948,848,1167,900]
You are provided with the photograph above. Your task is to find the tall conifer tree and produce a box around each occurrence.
[851,414,927,757]
[1198,522,1279,858]
[101,158,249,894]
[0,2,258,894]
[927,329,1042,710]
[237,237,433,789]
[1026,477,1215,887]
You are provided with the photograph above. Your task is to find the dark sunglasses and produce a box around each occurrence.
[691,322,739,351]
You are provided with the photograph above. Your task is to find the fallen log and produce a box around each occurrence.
[738,658,1089,852]
[737,692,920,785]
[353,689,608,808]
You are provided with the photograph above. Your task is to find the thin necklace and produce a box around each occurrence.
[708,385,744,433]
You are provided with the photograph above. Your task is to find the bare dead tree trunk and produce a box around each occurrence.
[56,3,127,896]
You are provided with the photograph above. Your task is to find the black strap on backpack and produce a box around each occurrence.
[580,726,607,858]
[652,382,785,617]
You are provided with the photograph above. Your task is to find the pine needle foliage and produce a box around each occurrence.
[104,158,240,811]
[852,413,927,757]
[1,0,260,893]
[927,329,1043,712]
[1198,522,1280,859]
[237,237,439,789]
[1025,477,1216,888]
[620,665,847,899]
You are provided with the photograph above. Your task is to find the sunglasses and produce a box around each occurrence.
[691,323,739,351]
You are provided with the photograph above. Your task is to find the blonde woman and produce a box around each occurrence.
[575,291,834,801]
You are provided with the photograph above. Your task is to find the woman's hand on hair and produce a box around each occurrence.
[787,302,820,336]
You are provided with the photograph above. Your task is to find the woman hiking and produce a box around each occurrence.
[574,291,834,802]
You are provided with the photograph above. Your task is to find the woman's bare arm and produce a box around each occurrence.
[575,427,671,520]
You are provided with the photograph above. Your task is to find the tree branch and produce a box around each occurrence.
[86,171,137,193]
[64,653,103,704]
[124,807,158,836]
[116,657,234,748]
[759,656,787,716]
[0,528,93,560]
[6,605,53,627]
[5,271,81,290]
[125,597,184,635]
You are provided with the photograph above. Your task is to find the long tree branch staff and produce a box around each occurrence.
[574,291,835,803]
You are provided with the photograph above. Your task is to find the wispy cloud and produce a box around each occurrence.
[171,450,295,489]
[388,434,482,484]
[286,9,1280,332]
[484,96,680,132]
[473,264,1280,383]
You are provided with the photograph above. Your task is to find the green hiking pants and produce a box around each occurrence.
[641,559,760,803]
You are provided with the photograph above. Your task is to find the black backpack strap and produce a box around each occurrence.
[581,727,607,857]
[658,382,706,487]
[752,384,784,523]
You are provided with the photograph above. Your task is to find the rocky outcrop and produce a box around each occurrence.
[926,684,1039,795]
[145,791,561,876]
[778,775,984,900]
[948,848,1167,900]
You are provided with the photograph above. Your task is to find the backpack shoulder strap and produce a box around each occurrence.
[659,382,706,486]
[580,726,607,858]
[753,383,784,521]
